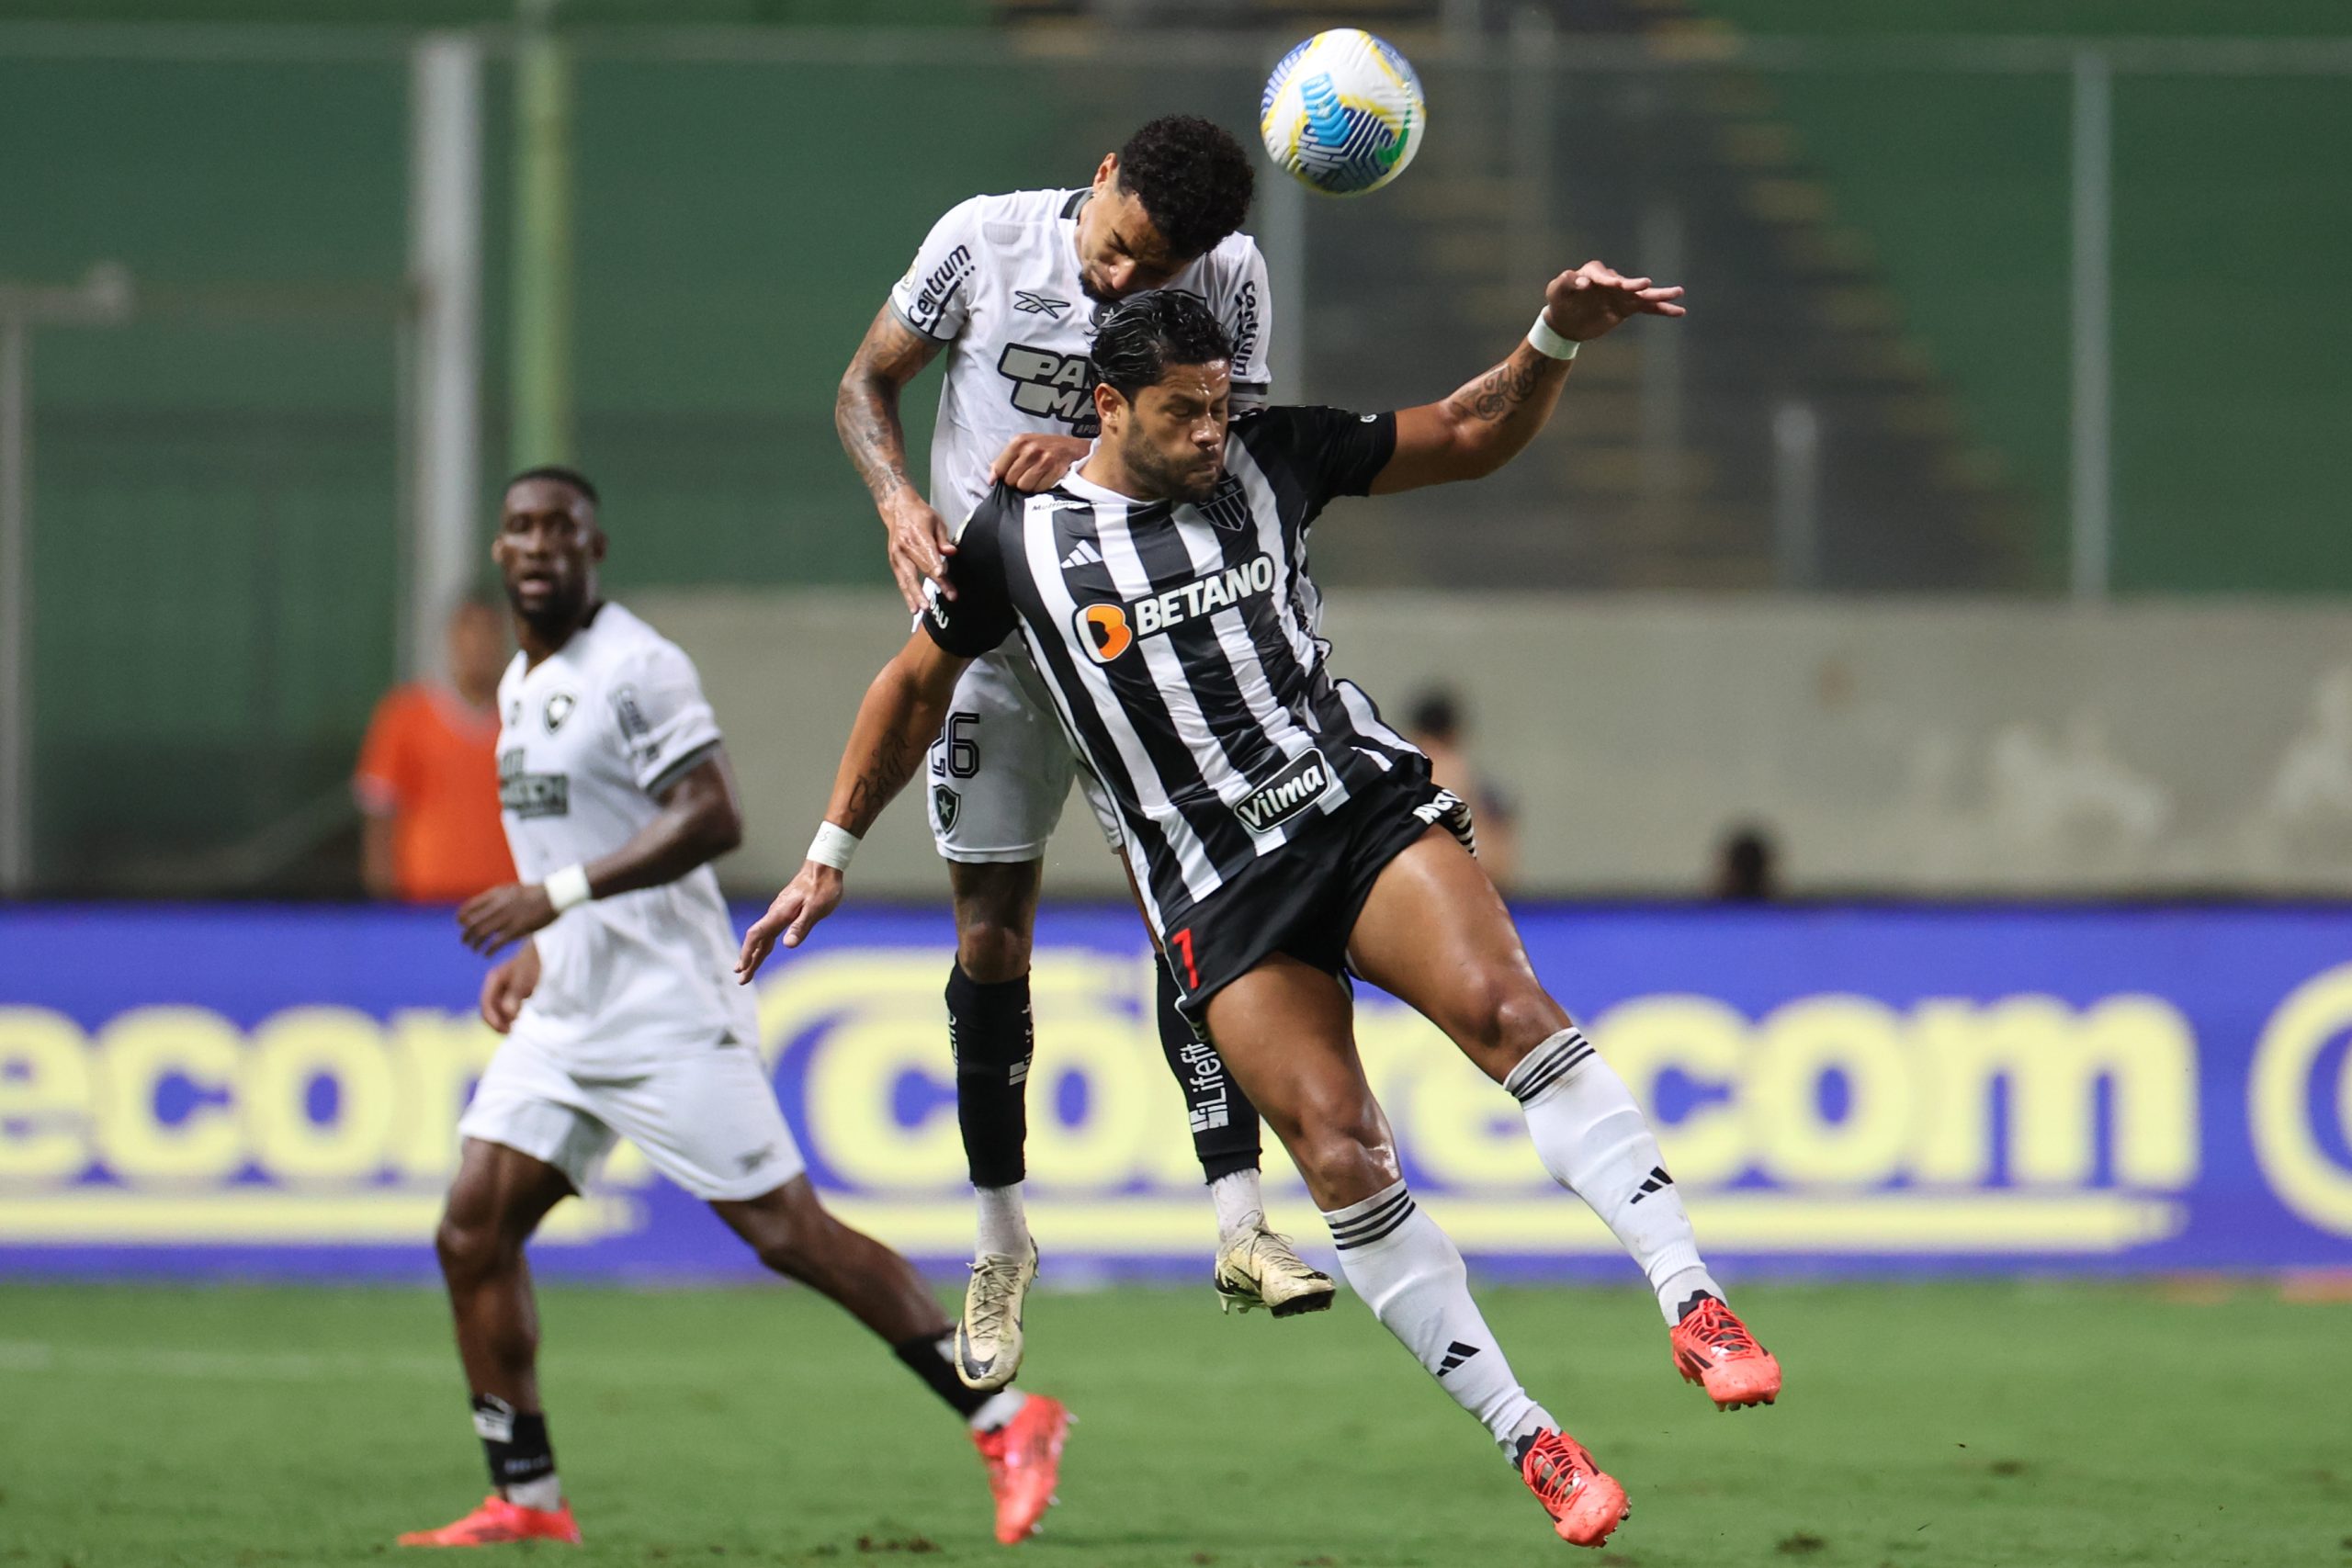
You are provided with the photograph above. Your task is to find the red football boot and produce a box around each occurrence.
[1671,1296,1781,1410]
[397,1495,582,1547]
[971,1393,1069,1544]
[1519,1430,1630,1548]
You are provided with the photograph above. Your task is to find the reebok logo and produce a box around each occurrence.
[1235,748,1332,833]
[1629,1166,1674,1204]
[1013,289,1072,318]
[1437,1341,1481,1376]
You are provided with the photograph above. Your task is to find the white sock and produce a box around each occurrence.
[1509,1028,1724,1324]
[505,1473,562,1511]
[968,1388,1028,1432]
[1323,1179,1553,1456]
[1210,1168,1266,1244]
[974,1183,1028,1258]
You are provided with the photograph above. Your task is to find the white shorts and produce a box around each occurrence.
[928,642,1115,863]
[458,1031,805,1202]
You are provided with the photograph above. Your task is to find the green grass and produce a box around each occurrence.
[0,1280,2344,1566]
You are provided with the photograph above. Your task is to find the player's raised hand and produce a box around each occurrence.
[988,433,1092,494]
[1542,259,1686,343]
[884,491,956,614]
[735,864,845,982]
[458,880,560,956]
[479,942,541,1033]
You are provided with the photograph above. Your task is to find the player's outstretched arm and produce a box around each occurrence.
[838,304,954,612]
[1371,259,1685,496]
[457,752,745,955]
[736,632,972,981]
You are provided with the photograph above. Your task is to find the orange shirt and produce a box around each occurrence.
[354,682,513,902]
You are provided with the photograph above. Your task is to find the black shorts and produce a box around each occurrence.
[1161,762,1468,1019]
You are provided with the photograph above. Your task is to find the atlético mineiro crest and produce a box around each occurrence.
[933,784,961,833]
[543,692,576,733]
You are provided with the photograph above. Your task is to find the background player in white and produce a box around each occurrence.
[836,115,1331,1382]
[746,276,1782,1549]
[398,468,1069,1551]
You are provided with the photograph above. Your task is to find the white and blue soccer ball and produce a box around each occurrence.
[1260,28,1426,197]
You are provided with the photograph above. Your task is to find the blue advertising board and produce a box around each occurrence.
[2,903,2348,1280]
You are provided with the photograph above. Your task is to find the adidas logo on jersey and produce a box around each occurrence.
[1061,539,1103,570]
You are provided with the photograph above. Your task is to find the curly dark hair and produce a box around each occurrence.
[1114,114,1256,261]
[1090,288,1235,400]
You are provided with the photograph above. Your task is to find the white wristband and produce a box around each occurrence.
[807,821,860,872]
[544,863,593,913]
[1528,310,1581,361]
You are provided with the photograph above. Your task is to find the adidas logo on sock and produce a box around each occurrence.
[1437,1340,1481,1376]
[1629,1166,1673,1205]
[1060,539,1104,570]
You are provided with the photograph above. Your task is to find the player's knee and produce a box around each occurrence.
[1284,1103,1396,1207]
[433,1211,514,1285]
[954,916,1032,983]
[1452,968,1569,1064]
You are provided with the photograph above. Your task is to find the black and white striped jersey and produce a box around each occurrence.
[922,404,1425,937]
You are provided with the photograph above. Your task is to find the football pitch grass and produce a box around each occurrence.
[0,1278,2339,1567]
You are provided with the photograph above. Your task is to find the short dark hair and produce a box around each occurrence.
[1115,114,1255,261]
[1408,689,1464,743]
[1090,289,1235,401]
[505,464,599,507]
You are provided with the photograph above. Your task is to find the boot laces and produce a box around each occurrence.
[1685,1298,1759,1358]
[1523,1435,1591,1511]
[966,1254,1024,1343]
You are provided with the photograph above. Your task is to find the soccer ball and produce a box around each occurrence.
[1259,28,1426,197]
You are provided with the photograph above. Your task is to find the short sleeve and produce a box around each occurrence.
[888,196,984,343]
[352,690,412,816]
[611,642,724,796]
[1217,241,1273,412]
[921,492,1021,659]
[1248,405,1399,513]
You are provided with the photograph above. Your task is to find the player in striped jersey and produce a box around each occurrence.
[836,117,1331,1374]
[746,275,1781,1547]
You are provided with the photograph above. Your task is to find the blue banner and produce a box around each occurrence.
[3,903,2349,1279]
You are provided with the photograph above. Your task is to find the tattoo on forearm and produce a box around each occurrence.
[843,728,920,829]
[837,311,941,507]
[1462,346,1550,423]
[836,381,911,503]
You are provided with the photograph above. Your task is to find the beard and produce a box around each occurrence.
[1123,437,1223,505]
[505,573,590,638]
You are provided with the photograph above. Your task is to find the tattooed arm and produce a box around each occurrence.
[838,304,953,612]
[1371,259,1685,495]
[736,632,970,975]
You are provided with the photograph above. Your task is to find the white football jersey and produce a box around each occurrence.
[494,603,755,1072]
[888,186,1273,529]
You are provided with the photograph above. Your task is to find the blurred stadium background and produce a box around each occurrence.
[3,2,2348,1563]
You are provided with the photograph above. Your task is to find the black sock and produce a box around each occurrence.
[893,1328,995,1422]
[1675,1289,1723,1323]
[471,1393,556,1495]
[1157,956,1262,1183]
[947,964,1032,1190]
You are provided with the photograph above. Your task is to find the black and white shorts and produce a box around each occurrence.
[1159,762,1475,1020]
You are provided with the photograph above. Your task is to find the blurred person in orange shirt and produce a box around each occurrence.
[356,596,514,901]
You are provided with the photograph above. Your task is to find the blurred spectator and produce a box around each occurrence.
[1404,687,1520,891]
[354,597,514,902]
[1713,823,1781,901]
